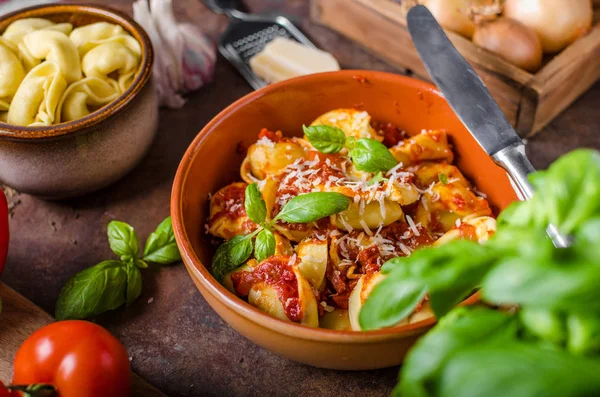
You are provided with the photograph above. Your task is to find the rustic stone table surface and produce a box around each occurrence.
[2,0,600,396]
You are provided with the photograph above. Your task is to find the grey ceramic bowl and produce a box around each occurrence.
[0,4,157,199]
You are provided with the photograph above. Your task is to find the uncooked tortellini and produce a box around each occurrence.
[0,18,141,126]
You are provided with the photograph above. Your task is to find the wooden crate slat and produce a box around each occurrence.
[311,0,600,137]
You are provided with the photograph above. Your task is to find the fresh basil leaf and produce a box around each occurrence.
[530,149,600,235]
[345,136,356,150]
[359,270,427,330]
[378,240,495,319]
[520,307,566,345]
[437,342,600,397]
[135,259,148,268]
[567,312,600,356]
[125,261,143,306]
[244,183,267,225]
[107,221,139,261]
[142,216,181,265]
[55,260,127,320]
[210,235,254,282]
[483,251,600,314]
[438,173,448,185]
[255,229,276,263]
[396,307,518,397]
[349,138,398,172]
[302,124,346,154]
[367,171,388,186]
[275,192,351,223]
[230,235,254,265]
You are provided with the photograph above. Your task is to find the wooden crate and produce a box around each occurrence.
[311,0,600,137]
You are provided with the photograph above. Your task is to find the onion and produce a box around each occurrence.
[503,0,593,54]
[419,0,491,39]
[473,17,542,72]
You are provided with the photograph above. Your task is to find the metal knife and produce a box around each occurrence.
[406,5,569,248]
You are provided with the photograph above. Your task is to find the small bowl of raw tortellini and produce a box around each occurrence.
[0,4,156,198]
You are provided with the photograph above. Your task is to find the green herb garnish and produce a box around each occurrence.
[56,216,181,320]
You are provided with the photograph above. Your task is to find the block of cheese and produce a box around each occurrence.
[249,37,340,84]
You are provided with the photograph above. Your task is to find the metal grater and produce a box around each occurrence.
[204,0,317,90]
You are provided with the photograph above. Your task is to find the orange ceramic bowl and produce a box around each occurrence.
[171,70,518,370]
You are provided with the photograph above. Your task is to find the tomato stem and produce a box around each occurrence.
[8,384,56,397]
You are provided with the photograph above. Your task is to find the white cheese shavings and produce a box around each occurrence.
[406,215,420,236]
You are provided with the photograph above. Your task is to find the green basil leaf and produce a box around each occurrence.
[210,235,254,282]
[55,260,127,320]
[519,307,566,345]
[135,259,148,268]
[107,221,139,261]
[302,124,346,154]
[275,192,351,223]
[438,173,448,185]
[437,342,600,397]
[125,261,143,306]
[567,312,600,356]
[367,171,388,186]
[359,270,427,330]
[483,251,600,314]
[380,240,495,319]
[244,183,267,225]
[255,229,276,263]
[230,235,254,265]
[530,149,600,235]
[397,307,518,397]
[349,138,398,172]
[142,216,181,265]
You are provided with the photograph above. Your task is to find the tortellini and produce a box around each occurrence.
[2,18,73,46]
[8,62,67,126]
[309,108,382,142]
[56,77,120,123]
[0,18,141,126]
[0,39,25,101]
[207,109,495,329]
[19,30,81,82]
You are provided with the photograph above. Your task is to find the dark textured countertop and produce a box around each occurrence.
[2,1,600,396]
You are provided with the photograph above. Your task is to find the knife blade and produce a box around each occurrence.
[407,4,569,248]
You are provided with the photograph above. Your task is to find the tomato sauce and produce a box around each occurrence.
[258,128,282,142]
[457,223,478,241]
[211,183,249,220]
[382,221,434,251]
[357,245,382,274]
[231,255,303,322]
[371,120,407,147]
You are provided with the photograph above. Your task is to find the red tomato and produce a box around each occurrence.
[12,321,131,397]
[0,381,14,397]
[0,189,8,276]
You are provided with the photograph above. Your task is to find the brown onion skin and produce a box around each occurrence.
[473,17,543,72]
[503,0,593,54]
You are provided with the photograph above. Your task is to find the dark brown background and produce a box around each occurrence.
[2,1,599,396]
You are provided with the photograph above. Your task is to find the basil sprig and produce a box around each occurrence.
[210,184,350,282]
[303,124,398,172]
[55,216,181,320]
[359,149,600,397]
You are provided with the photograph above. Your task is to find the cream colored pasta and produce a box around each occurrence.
[0,38,25,101]
[56,77,120,123]
[70,22,141,57]
[8,61,67,126]
[333,199,404,231]
[0,18,141,126]
[19,30,82,82]
[2,18,72,46]
[295,238,328,289]
[82,41,140,93]
[309,108,382,142]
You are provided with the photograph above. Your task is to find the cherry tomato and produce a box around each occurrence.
[12,321,131,397]
[0,189,9,276]
[0,381,15,397]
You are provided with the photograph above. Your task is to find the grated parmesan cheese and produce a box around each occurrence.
[406,215,420,236]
